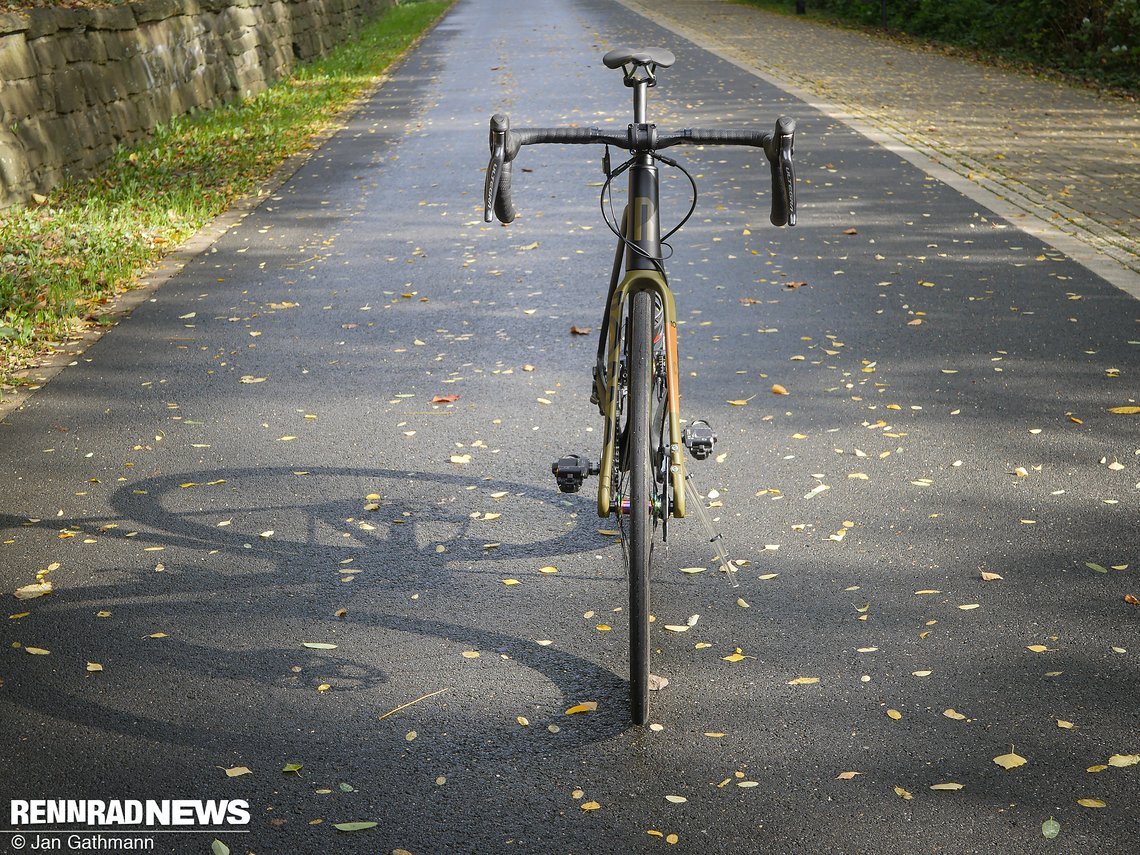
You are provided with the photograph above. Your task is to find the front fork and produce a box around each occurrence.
[596,269,686,521]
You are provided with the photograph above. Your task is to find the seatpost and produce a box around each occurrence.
[633,79,648,125]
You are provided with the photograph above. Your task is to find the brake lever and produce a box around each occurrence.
[484,115,508,223]
[765,116,797,227]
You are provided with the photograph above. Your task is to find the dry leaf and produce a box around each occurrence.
[431,394,460,404]
[1107,406,1140,414]
[1107,753,1140,767]
[580,801,601,811]
[886,709,902,720]
[14,581,52,600]
[993,751,1027,770]
[565,702,598,715]
[1026,644,1049,653]
[787,676,819,685]
[893,786,913,800]
[664,795,687,804]
[569,325,592,335]
[930,783,964,791]
[1124,594,1140,605]
[86,662,102,672]
[1076,798,1106,808]
[1057,720,1076,729]
[958,603,980,611]
[836,771,861,780]
[980,571,1003,581]
[943,709,967,720]
[771,384,789,395]
[224,766,252,777]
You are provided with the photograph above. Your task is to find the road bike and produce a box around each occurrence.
[484,46,797,724]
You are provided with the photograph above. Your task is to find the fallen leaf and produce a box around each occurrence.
[569,325,592,335]
[14,581,52,600]
[912,670,933,677]
[86,662,103,672]
[501,579,521,586]
[580,801,601,811]
[771,384,789,395]
[664,795,687,804]
[787,676,820,685]
[993,750,1027,770]
[282,763,303,774]
[302,642,337,650]
[565,702,598,715]
[333,822,378,832]
[1026,644,1049,653]
[1107,406,1140,414]
[431,394,460,404]
[1042,817,1061,839]
[930,782,964,791]
[785,281,807,289]
[958,603,980,610]
[1057,720,1076,729]
[461,650,480,658]
[980,571,1003,581]
[943,709,967,720]
[843,227,858,235]
[1124,594,1140,605]
[224,766,252,777]
[722,652,746,663]
[25,647,50,655]
[1107,754,1140,767]
[894,786,913,800]
[836,771,861,780]
[449,454,472,465]
[886,709,902,720]
[1076,798,1106,809]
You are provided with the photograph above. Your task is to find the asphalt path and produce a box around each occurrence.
[1,0,1137,853]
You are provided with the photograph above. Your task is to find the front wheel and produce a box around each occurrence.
[626,289,654,725]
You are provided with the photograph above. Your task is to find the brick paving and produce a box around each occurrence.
[619,0,1139,283]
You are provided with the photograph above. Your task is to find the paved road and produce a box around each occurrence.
[2,0,1137,853]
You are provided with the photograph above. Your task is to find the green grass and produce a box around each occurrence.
[0,0,450,388]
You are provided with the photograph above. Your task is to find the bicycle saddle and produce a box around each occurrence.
[602,46,675,69]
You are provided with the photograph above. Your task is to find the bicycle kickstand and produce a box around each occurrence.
[682,473,740,588]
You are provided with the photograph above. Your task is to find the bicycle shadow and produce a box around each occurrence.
[0,466,634,752]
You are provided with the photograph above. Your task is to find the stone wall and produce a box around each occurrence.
[0,0,394,210]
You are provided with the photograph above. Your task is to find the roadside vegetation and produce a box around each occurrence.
[0,0,449,392]
[740,0,1139,92]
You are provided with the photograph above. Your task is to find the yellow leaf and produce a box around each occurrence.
[537,566,558,574]
[787,676,820,685]
[14,581,52,599]
[501,579,521,586]
[25,647,50,655]
[886,709,902,720]
[1026,644,1048,653]
[958,603,980,610]
[664,795,687,804]
[912,670,933,677]
[894,786,913,800]
[595,624,612,632]
[516,716,529,726]
[1076,798,1106,808]
[224,766,252,777]
[449,454,472,465]
[727,399,750,406]
[663,625,690,633]
[737,598,750,608]
[1087,764,1108,773]
[722,653,746,663]
[580,801,601,811]
[679,566,706,574]
[461,650,480,658]
[317,684,331,693]
[980,571,1003,581]
[771,384,789,395]
[1107,406,1140,414]
[405,731,417,742]
[914,589,941,595]
[993,751,1027,770]
[1107,753,1140,767]
[836,771,861,780]
[1056,720,1076,729]
[86,662,103,672]
[930,782,964,791]
[943,709,967,720]
[666,833,679,843]
[565,702,598,715]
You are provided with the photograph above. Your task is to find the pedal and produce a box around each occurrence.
[681,420,717,461]
[552,454,600,493]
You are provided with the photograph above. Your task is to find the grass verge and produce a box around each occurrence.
[0,0,450,393]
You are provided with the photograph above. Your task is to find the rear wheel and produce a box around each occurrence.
[626,289,654,725]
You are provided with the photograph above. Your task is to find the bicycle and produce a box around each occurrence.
[483,46,797,725]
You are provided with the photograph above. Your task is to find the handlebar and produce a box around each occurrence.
[484,113,796,227]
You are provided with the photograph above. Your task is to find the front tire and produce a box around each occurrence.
[627,289,654,726]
